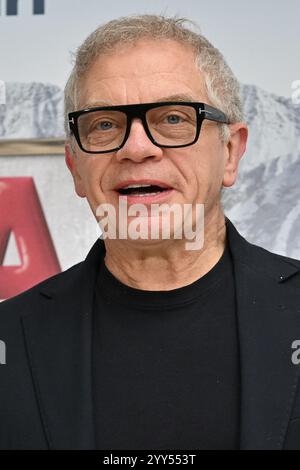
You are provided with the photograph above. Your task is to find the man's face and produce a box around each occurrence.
[66,39,244,240]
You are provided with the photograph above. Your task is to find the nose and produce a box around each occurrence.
[115,117,164,163]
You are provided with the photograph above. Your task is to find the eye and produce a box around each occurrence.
[95,120,114,130]
[166,114,183,124]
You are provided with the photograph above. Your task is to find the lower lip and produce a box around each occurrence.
[116,189,174,204]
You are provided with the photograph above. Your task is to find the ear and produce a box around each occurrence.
[65,142,86,197]
[222,123,248,188]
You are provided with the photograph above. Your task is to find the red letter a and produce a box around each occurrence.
[0,177,61,299]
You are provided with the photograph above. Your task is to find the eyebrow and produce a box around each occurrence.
[80,93,199,109]
[156,94,198,103]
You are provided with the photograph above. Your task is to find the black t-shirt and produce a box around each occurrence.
[92,240,240,450]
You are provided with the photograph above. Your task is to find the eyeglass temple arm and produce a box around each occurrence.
[202,104,230,124]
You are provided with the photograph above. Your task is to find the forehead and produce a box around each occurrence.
[77,39,208,108]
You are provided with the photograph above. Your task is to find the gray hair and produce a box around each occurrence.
[64,14,244,144]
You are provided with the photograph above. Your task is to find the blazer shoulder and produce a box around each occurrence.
[244,238,300,286]
[0,238,104,326]
[248,239,300,266]
[0,260,84,324]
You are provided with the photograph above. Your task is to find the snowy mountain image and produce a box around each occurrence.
[0,82,64,139]
[1,81,300,258]
[222,85,300,258]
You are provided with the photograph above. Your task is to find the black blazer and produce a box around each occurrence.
[1,216,300,450]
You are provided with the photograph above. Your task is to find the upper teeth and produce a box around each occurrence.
[122,184,153,189]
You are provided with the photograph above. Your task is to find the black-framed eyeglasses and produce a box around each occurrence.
[68,101,230,154]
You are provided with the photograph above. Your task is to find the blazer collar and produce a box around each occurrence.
[21,216,300,449]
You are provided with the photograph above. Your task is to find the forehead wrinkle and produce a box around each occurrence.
[77,55,207,109]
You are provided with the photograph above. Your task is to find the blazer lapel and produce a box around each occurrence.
[21,238,105,449]
[225,217,300,449]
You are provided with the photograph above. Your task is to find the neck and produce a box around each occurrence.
[103,208,227,291]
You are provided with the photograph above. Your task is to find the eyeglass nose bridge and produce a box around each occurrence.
[118,105,160,150]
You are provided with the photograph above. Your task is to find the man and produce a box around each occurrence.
[1,14,300,450]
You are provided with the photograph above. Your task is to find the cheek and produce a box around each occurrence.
[198,132,225,176]
[80,159,108,199]
[185,151,211,190]
[183,146,224,200]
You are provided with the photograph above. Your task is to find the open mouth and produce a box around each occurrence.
[118,184,170,196]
